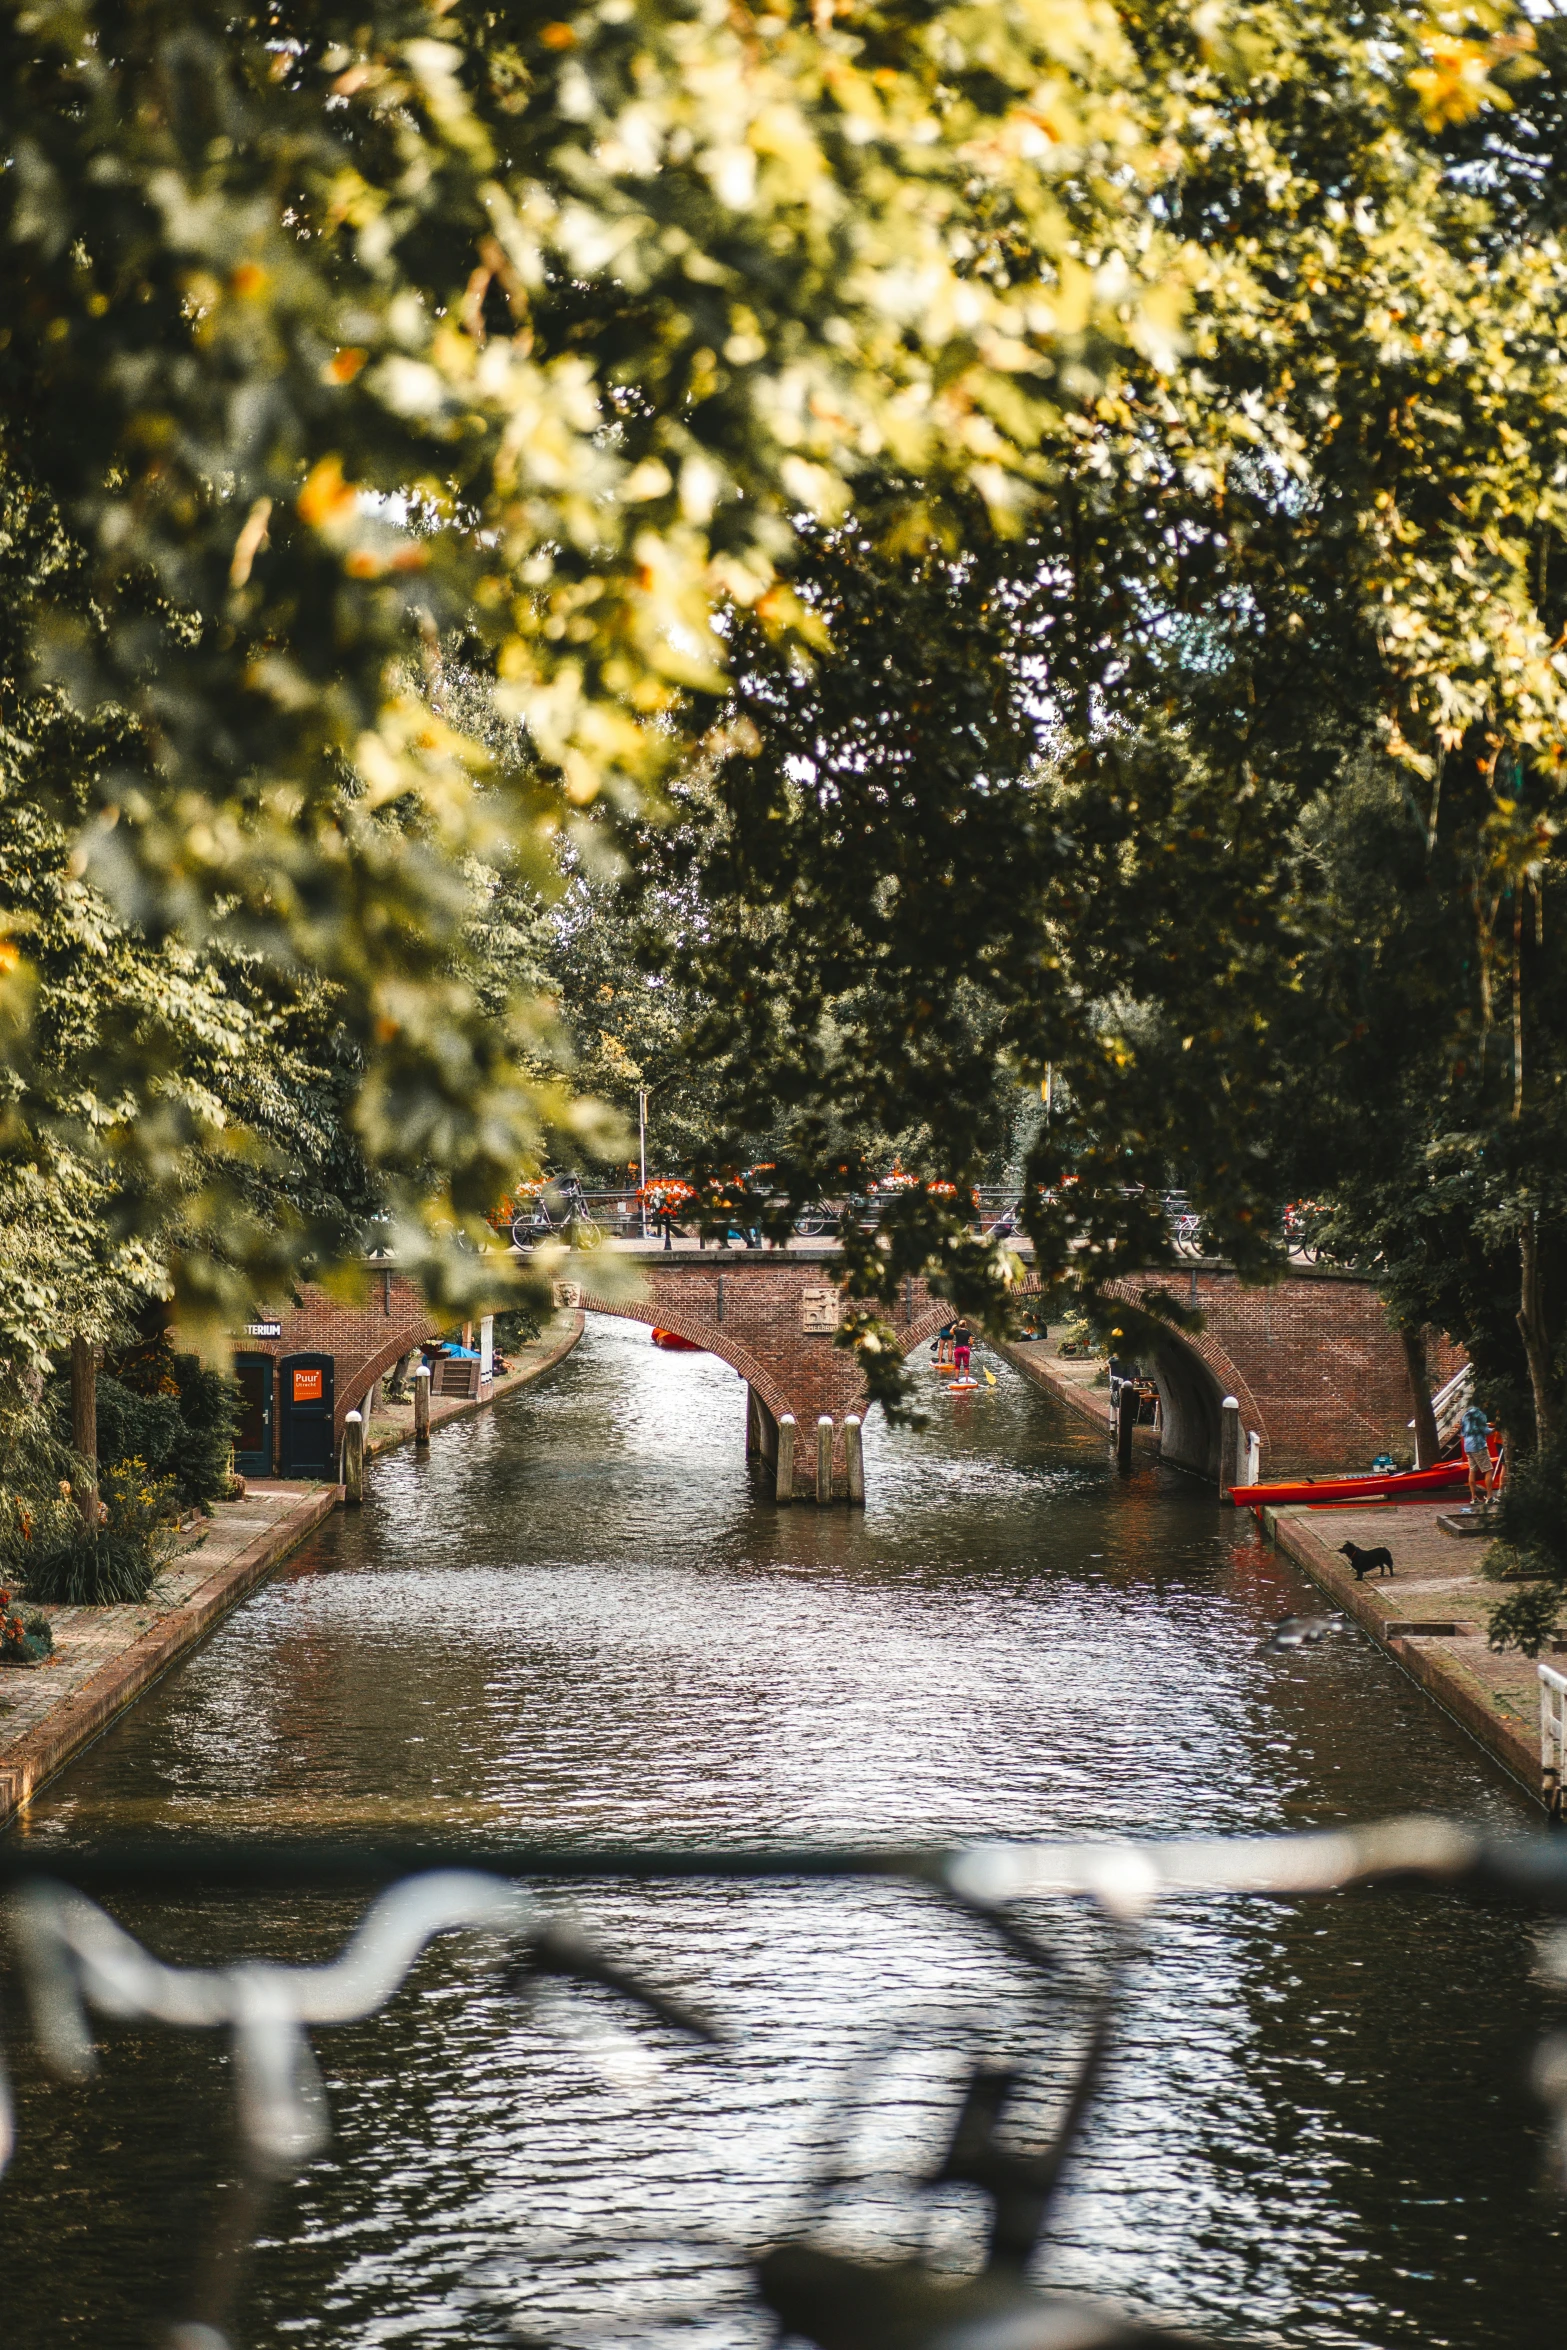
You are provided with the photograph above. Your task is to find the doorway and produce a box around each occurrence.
[233,1353,275,1478]
[278,1352,335,1480]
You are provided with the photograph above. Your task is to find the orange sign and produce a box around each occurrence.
[292,1368,323,1403]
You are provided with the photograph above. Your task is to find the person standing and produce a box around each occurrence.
[1460,1397,1494,1505]
[951,1317,973,1379]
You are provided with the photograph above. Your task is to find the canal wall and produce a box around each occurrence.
[1261,1503,1544,1806]
[0,1312,585,1831]
[0,1480,339,1831]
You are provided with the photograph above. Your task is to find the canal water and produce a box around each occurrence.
[2,1323,1562,2347]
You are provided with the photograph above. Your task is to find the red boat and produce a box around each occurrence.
[1231,1448,1494,1512]
[651,1327,703,1353]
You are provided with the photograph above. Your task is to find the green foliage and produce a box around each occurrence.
[1484,1435,1567,1655]
[491,1305,543,1356]
[91,1346,241,1511]
[8,1457,177,1607]
[0,0,1176,1330]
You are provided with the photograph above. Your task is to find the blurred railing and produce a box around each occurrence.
[3,1818,1567,2350]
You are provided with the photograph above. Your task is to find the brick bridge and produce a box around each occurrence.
[1102,1264,1461,1484]
[214,1249,1449,1500]
[576,1250,1448,1500]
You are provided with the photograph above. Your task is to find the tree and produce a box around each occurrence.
[0,0,1176,1329]
[642,2,1567,1419]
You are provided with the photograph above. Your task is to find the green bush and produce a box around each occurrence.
[492,1306,543,1354]
[1484,1438,1567,1655]
[16,1458,178,1607]
[90,1340,241,1510]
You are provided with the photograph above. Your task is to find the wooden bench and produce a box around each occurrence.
[434,1357,481,1399]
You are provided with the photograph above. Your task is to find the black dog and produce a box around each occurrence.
[1339,1540,1394,1581]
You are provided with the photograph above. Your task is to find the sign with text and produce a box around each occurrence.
[291,1368,324,1403]
[244,1321,282,1340]
[800,1286,841,1335]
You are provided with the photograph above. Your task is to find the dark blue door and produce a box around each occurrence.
[233,1353,274,1477]
[279,1353,335,1479]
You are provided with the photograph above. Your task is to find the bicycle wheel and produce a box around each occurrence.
[568,1214,603,1251]
[794,1212,833,1238]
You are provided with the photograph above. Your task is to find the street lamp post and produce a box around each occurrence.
[638,1090,648,1239]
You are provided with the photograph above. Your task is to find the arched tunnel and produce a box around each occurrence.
[1146,1329,1232,1482]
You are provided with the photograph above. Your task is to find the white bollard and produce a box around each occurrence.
[342,1409,365,1504]
[414,1364,432,1446]
[1219,1395,1243,1499]
[844,1415,865,1506]
[776,1413,796,1505]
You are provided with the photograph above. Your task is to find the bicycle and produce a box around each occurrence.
[7,1814,1564,2350]
[510,1175,603,1253]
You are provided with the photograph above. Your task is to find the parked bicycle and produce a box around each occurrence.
[509,1175,603,1252]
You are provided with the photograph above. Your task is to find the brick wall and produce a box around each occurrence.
[1108,1268,1466,1477]
[207,1270,439,1473]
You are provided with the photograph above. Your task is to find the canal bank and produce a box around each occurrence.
[0,1312,585,1830]
[0,1478,338,1830]
[1261,1500,1545,1802]
[362,1309,584,1458]
[997,1338,1547,1807]
[995,1335,1160,1454]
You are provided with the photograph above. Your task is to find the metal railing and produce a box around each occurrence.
[4,1817,1567,2350]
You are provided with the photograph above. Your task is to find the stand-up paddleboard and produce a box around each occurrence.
[948,1376,980,1393]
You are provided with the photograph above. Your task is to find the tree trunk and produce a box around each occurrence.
[1517,1212,1559,1452]
[1399,1324,1441,1469]
[70,1332,98,1527]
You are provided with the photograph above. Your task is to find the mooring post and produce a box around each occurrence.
[1116,1381,1137,1471]
[1219,1394,1243,1499]
[776,1413,796,1504]
[414,1364,431,1447]
[342,1409,365,1504]
[844,1414,865,1505]
[816,1414,834,1503]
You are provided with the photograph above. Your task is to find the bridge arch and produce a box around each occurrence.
[573,1288,795,1432]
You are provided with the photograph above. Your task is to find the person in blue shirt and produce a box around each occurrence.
[1460,1399,1493,1504]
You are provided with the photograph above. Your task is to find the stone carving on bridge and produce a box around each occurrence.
[799,1285,841,1334]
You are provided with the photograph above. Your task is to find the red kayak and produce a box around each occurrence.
[1232,1457,1481,1511]
[651,1327,703,1353]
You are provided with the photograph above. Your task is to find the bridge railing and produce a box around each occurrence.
[1,1815,1563,2350]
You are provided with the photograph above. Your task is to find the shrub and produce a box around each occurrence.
[492,1306,543,1354]
[1484,1437,1567,1655]
[0,1585,52,1665]
[18,1458,178,1606]
[92,1339,241,1510]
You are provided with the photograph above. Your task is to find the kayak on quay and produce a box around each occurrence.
[1229,1458,1477,1511]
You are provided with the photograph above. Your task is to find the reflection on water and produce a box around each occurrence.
[2,1319,1561,2346]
